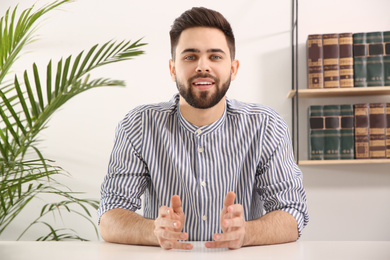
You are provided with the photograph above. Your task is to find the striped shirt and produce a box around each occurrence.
[98,94,309,241]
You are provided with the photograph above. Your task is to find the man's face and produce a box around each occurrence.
[169,27,239,109]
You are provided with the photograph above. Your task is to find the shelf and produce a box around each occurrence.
[298,159,390,166]
[287,86,390,98]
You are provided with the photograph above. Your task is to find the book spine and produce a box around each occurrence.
[324,105,341,159]
[383,31,390,86]
[366,32,385,87]
[323,34,340,88]
[387,103,390,159]
[340,104,355,159]
[353,33,368,87]
[369,103,387,158]
[307,34,324,89]
[354,104,370,159]
[309,105,325,160]
[339,33,354,88]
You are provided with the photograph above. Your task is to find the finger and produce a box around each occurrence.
[171,195,183,214]
[155,217,181,229]
[158,206,172,217]
[223,191,236,210]
[173,241,193,250]
[222,216,245,228]
[155,228,188,241]
[212,229,244,242]
[205,240,240,249]
[161,239,193,250]
[223,203,243,217]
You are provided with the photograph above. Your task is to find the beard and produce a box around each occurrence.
[176,73,231,109]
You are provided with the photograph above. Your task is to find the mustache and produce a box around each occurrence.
[188,73,218,83]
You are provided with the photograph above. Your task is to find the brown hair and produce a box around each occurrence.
[169,7,236,60]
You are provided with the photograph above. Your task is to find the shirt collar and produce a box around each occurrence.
[172,93,227,136]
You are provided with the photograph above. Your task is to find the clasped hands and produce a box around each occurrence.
[153,191,246,250]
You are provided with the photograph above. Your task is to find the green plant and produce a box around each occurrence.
[0,0,146,240]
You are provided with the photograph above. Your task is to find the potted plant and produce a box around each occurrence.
[0,0,146,240]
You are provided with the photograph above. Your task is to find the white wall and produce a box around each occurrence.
[297,0,390,241]
[0,0,389,241]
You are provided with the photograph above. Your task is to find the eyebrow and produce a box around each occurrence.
[180,48,226,55]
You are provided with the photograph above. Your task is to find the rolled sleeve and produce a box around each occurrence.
[97,111,150,223]
[256,114,309,236]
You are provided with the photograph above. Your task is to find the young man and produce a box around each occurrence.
[98,7,309,250]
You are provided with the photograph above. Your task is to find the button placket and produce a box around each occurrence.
[195,129,208,227]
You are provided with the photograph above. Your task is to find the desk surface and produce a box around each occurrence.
[0,241,389,260]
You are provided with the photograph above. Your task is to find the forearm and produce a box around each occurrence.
[99,208,159,246]
[243,210,299,246]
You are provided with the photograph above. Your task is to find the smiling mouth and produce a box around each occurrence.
[192,81,215,91]
[193,81,214,86]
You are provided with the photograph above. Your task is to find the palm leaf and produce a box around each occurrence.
[0,0,72,84]
[0,0,146,241]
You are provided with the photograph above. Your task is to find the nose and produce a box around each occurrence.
[196,57,210,73]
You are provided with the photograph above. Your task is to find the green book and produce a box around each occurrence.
[309,106,324,160]
[366,31,384,87]
[353,32,367,87]
[340,104,355,159]
[383,31,390,86]
[324,105,341,160]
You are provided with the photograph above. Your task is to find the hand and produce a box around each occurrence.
[154,195,193,250]
[205,191,246,249]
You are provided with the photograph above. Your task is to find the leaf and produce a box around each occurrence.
[75,44,98,78]
[0,1,73,84]
[0,104,20,146]
[46,60,52,103]
[32,63,44,110]
[13,75,32,127]
[0,88,27,136]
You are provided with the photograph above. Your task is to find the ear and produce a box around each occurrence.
[230,59,239,81]
[169,59,176,82]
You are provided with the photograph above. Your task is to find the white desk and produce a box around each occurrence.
[0,241,389,260]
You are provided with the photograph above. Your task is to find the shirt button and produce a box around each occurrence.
[202,215,207,221]
[195,129,202,135]
[198,147,204,153]
[201,181,206,187]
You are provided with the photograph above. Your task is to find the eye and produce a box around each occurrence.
[211,55,222,60]
[184,55,196,60]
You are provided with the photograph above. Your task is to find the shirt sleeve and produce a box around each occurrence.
[97,110,150,223]
[256,113,309,236]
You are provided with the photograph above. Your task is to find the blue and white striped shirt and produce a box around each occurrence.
[98,94,309,241]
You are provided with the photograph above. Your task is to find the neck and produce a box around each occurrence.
[179,96,226,127]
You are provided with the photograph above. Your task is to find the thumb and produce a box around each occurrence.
[223,191,236,210]
[171,195,183,214]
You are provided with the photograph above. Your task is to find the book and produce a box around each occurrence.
[353,33,368,87]
[340,104,354,159]
[309,105,325,160]
[369,103,387,158]
[324,105,341,159]
[366,32,384,87]
[354,104,370,159]
[387,103,390,159]
[323,34,340,88]
[307,34,324,89]
[339,33,354,88]
[383,31,390,86]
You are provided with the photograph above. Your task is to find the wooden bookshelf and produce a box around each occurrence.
[287,86,390,98]
[288,87,390,165]
[298,159,390,166]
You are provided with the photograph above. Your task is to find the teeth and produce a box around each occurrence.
[194,82,212,85]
